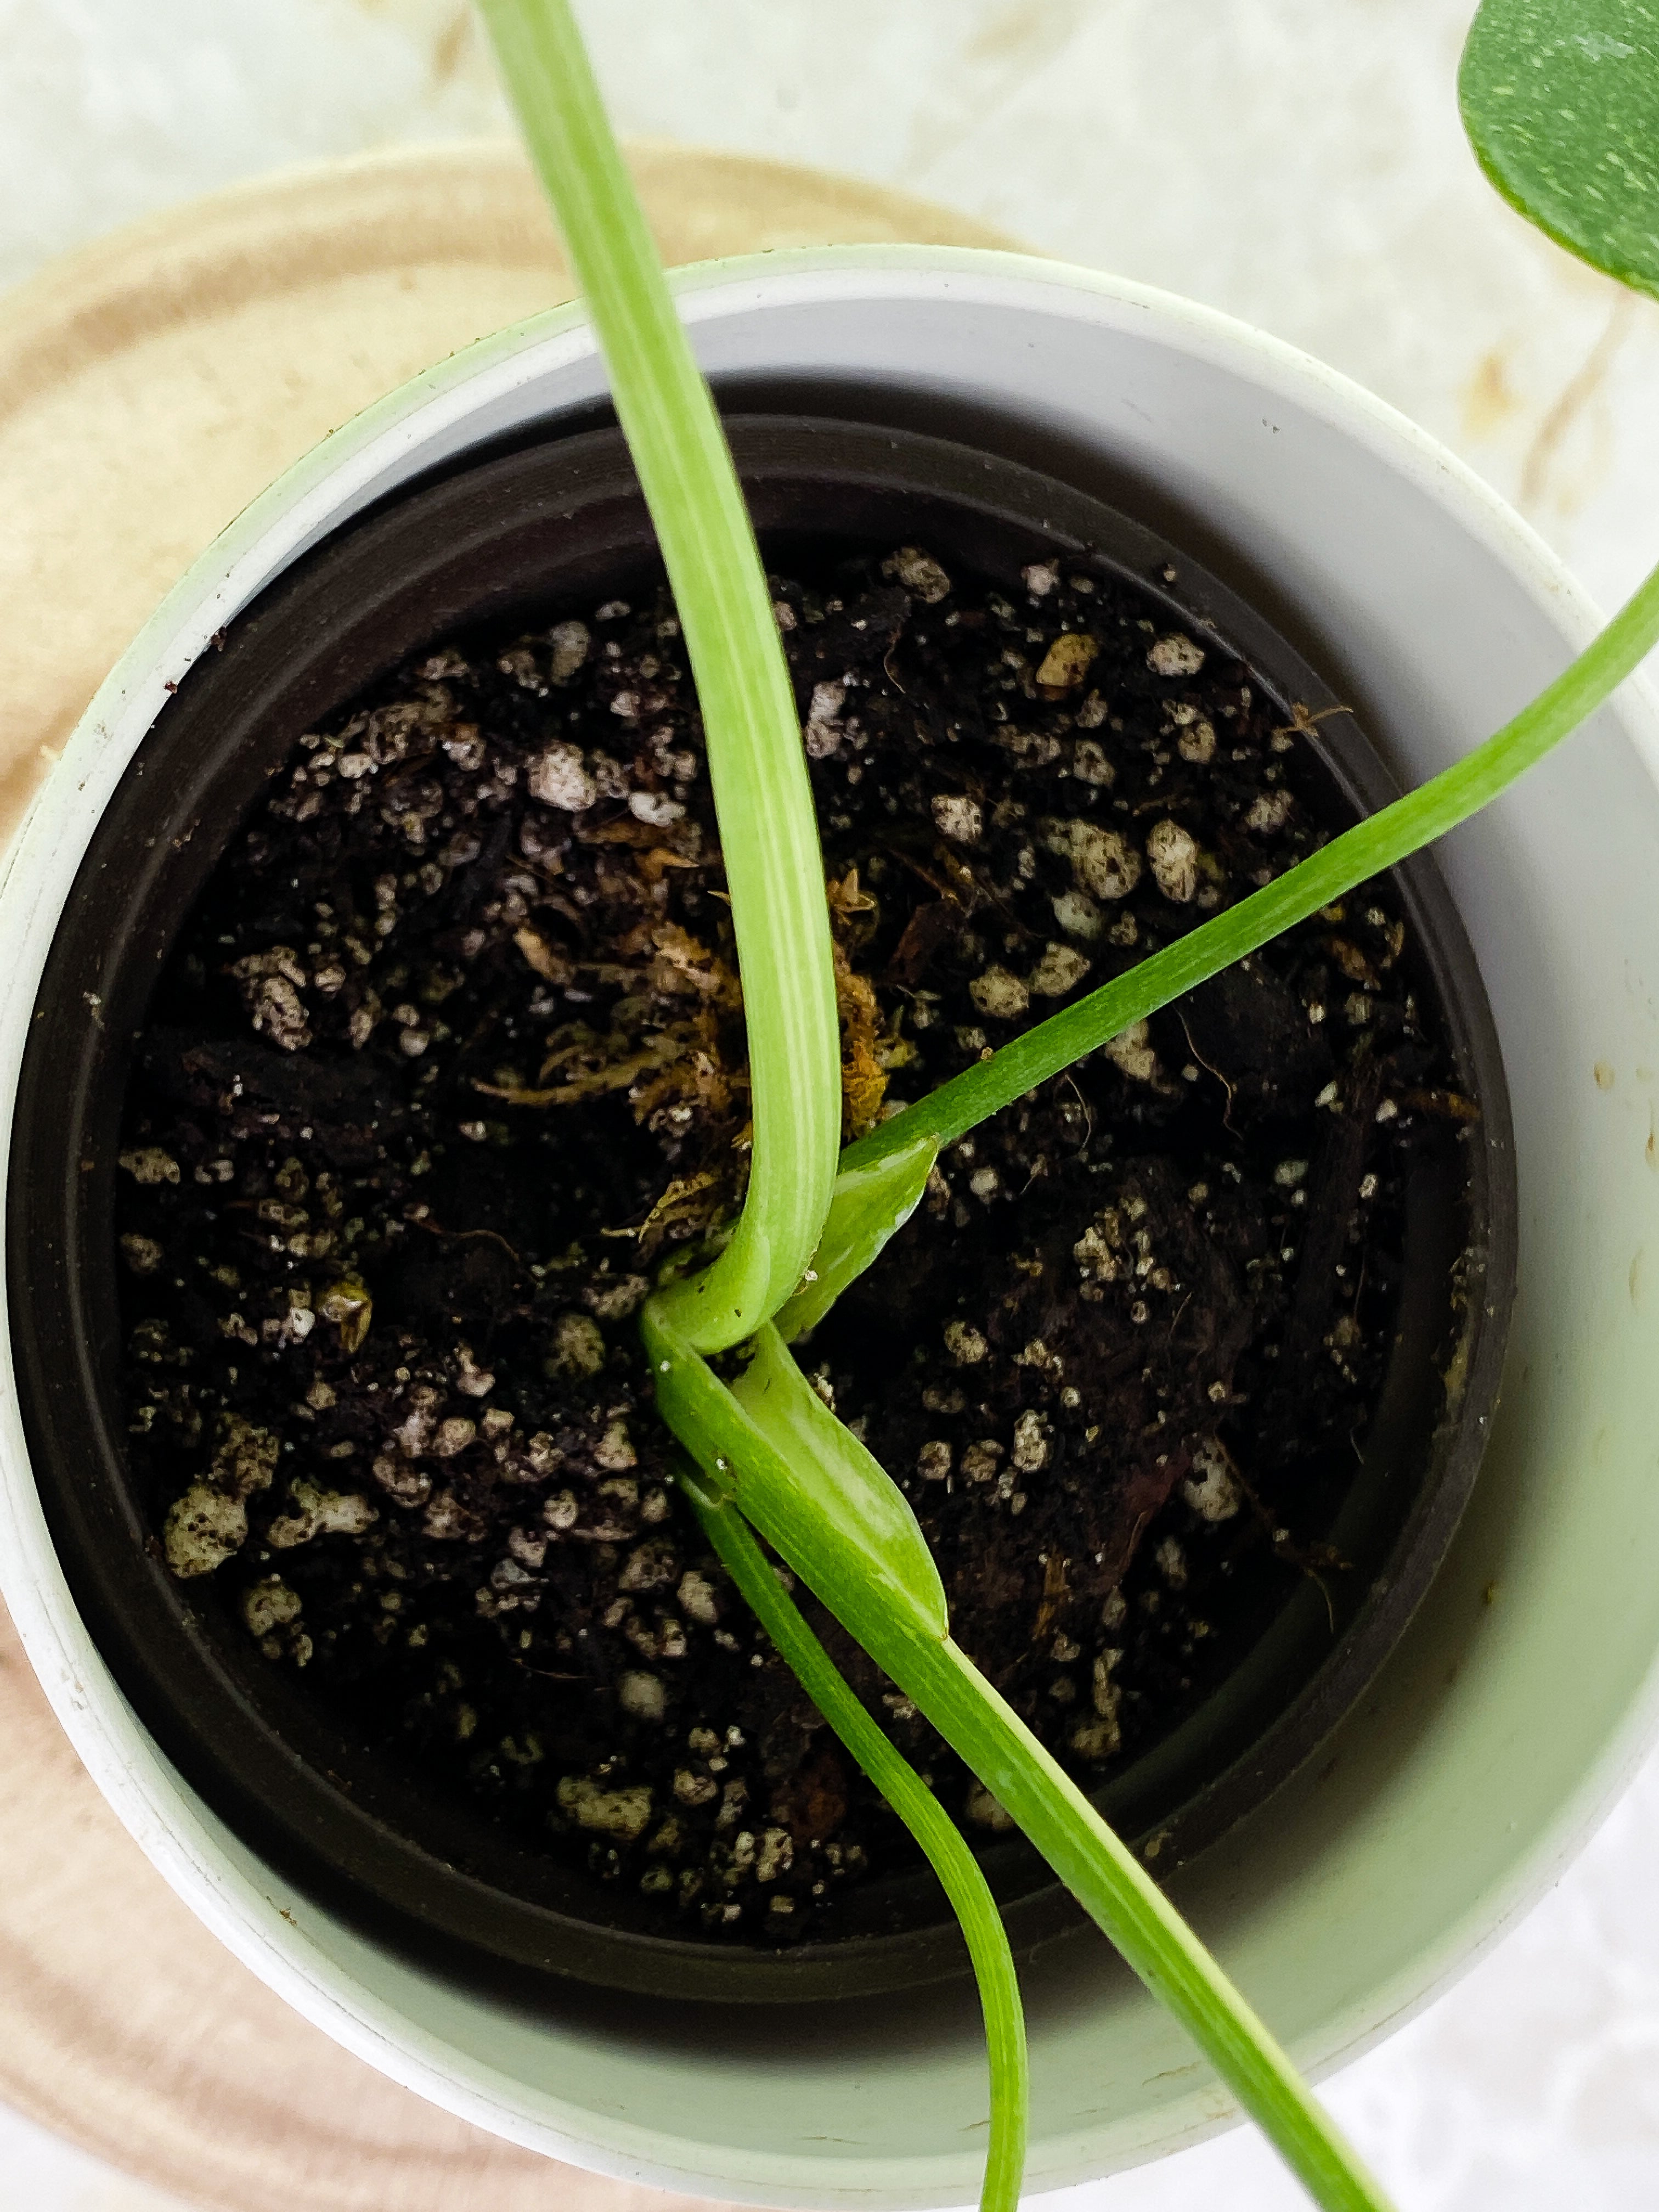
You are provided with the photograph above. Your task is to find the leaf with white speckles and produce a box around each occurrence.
[1461,0,1659,296]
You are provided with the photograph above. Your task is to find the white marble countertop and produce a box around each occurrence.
[4,3,1658,2206]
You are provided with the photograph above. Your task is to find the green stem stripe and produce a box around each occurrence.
[479,0,840,1348]
[682,1467,1029,2212]
[847,552,1659,1169]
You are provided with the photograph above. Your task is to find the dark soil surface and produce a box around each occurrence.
[116,542,1469,1944]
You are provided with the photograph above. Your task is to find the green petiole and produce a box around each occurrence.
[681,1460,1029,2212]
[478,0,840,1353]
[648,1308,1393,2212]
[847,551,1659,1172]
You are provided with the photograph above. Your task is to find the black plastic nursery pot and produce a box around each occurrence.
[7,416,1516,2004]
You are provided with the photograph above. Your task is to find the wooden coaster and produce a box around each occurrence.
[0,137,1014,850]
[0,142,1013,2212]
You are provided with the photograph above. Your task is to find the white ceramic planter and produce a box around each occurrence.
[4,246,1659,2207]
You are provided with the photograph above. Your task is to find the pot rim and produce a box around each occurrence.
[9,409,1513,2006]
[2,242,1657,2204]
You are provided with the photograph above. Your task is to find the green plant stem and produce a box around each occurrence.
[773,1135,940,1343]
[478,0,840,1350]
[646,1308,1395,2212]
[904,1633,1386,2212]
[681,1464,1029,2212]
[846,550,1659,1170]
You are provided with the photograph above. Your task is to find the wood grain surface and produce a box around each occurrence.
[0,136,1014,847]
[0,139,1012,2212]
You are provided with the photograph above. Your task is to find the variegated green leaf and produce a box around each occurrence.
[1461,0,1659,296]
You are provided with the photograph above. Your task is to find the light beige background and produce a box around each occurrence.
[3,3,1658,2209]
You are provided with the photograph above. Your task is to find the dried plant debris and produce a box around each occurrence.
[117,550,1470,1943]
